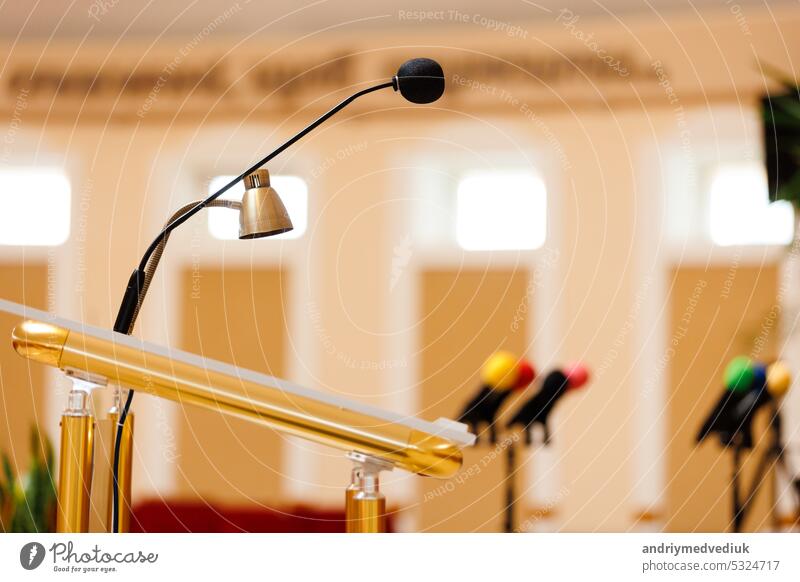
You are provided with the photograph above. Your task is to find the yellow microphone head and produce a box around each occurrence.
[481,351,520,390]
[766,361,792,398]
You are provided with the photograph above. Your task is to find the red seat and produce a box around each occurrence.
[130,499,394,532]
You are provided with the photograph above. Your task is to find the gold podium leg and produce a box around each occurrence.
[350,486,386,533]
[345,453,391,533]
[57,390,95,533]
[345,467,362,532]
[106,410,134,533]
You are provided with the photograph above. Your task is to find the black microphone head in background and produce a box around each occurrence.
[394,58,445,104]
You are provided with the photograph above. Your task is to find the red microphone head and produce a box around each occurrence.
[514,359,536,389]
[564,362,590,389]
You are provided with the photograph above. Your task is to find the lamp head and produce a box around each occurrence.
[239,169,293,239]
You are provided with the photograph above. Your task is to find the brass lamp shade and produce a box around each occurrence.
[239,169,293,239]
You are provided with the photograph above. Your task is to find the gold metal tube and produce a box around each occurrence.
[57,413,94,533]
[12,320,464,478]
[345,471,361,533]
[349,489,386,533]
[106,411,134,533]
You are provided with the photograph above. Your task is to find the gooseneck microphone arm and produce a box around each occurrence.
[109,78,398,533]
[140,82,394,272]
[114,79,397,333]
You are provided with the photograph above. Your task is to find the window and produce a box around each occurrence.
[0,167,71,246]
[708,163,794,246]
[456,170,546,250]
[207,174,308,240]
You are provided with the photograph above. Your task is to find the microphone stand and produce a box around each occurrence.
[503,439,519,533]
[737,405,799,531]
[731,444,745,533]
[107,79,396,533]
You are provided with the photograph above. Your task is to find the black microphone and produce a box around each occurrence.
[696,357,759,448]
[506,364,590,445]
[727,361,792,449]
[729,367,771,449]
[457,353,535,445]
[394,58,445,104]
[696,386,750,447]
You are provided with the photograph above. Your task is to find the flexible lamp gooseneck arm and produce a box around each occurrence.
[109,57,446,532]
[112,79,395,335]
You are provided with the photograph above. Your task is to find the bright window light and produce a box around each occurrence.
[456,171,546,250]
[0,167,70,246]
[207,174,308,240]
[709,163,794,246]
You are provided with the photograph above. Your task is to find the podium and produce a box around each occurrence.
[2,298,474,533]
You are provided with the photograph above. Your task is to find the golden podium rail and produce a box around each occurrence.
[12,319,467,478]
[2,298,474,533]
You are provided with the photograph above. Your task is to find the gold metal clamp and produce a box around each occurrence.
[345,452,394,533]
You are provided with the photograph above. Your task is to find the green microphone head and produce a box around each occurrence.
[724,356,754,392]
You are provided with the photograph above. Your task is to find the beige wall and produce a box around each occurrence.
[418,269,530,532]
[175,267,286,505]
[0,264,47,474]
[0,6,797,531]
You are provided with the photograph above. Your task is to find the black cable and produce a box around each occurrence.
[111,388,134,533]
[110,79,396,533]
[732,445,745,532]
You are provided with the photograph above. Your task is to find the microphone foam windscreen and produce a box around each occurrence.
[724,356,754,392]
[396,58,445,104]
[767,361,791,398]
[481,351,519,390]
